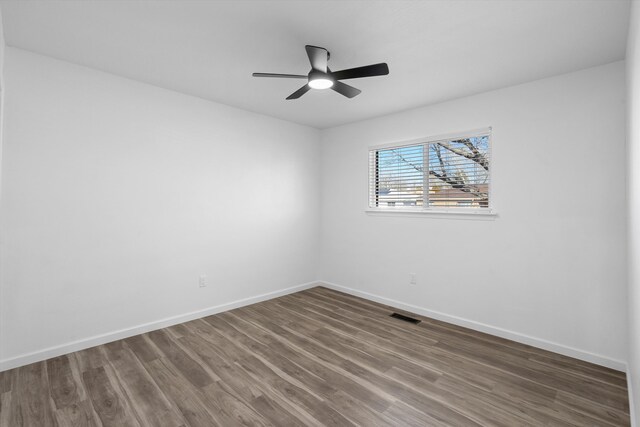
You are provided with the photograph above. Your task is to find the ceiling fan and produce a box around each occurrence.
[252,45,389,100]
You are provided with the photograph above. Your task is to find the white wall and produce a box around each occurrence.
[319,61,628,368]
[0,43,628,377]
[627,0,640,423]
[0,6,5,371]
[0,48,320,368]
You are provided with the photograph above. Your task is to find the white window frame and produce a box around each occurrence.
[366,127,497,218]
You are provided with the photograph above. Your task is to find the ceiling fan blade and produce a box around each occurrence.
[305,45,328,72]
[331,80,361,98]
[252,73,307,79]
[286,84,311,100]
[330,63,389,80]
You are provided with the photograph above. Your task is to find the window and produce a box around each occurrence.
[368,129,491,213]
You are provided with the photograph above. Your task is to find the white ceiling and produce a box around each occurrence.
[0,0,631,129]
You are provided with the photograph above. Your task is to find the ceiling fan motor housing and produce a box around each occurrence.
[309,69,332,82]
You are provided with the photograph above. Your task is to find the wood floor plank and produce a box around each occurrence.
[317,286,628,382]
[142,358,220,427]
[201,315,357,426]
[0,369,16,394]
[235,305,394,412]
[264,298,555,418]
[16,362,58,426]
[383,400,451,427]
[54,400,100,427]
[383,367,511,426]
[229,307,480,426]
[275,294,538,395]
[0,392,14,427]
[233,353,354,427]
[221,309,401,424]
[199,381,271,427]
[280,291,572,403]
[101,341,185,427]
[554,390,630,426]
[82,366,140,427]
[0,286,631,426]
[249,395,308,427]
[529,354,628,388]
[433,374,557,425]
[73,346,105,373]
[436,339,629,412]
[146,330,213,389]
[327,390,397,427]
[123,335,161,364]
[47,356,82,411]
[177,325,312,427]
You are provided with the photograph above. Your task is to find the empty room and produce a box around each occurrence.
[1,0,640,425]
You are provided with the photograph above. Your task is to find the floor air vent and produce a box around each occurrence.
[390,312,421,324]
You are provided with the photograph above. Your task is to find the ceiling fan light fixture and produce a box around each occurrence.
[308,78,333,90]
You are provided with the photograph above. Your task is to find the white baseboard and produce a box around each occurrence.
[319,281,627,372]
[0,281,319,372]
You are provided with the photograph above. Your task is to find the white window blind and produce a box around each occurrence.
[369,130,491,211]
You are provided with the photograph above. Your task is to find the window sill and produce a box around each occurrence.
[365,208,498,220]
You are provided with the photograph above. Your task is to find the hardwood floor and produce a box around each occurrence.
[0,286,630,426]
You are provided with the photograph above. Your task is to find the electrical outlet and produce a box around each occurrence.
[409,273,417,285]
[199,274,207,288]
